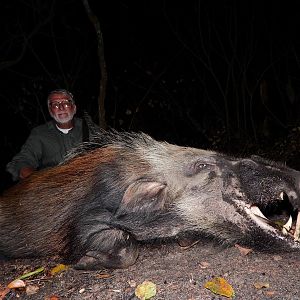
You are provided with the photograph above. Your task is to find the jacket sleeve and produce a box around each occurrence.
[6,127,43,181]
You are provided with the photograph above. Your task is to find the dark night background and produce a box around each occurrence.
[1,0,300,192]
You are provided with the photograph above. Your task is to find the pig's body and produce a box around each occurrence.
[1,130,300,269]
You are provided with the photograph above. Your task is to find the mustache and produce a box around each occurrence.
[51,111,75,124]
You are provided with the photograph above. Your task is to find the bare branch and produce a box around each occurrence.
[0,5,55,71]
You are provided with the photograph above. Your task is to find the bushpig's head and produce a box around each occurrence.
[158,145,300,251]
[126,135,300,251]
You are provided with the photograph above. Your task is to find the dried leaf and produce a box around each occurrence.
[7,279,26,289]
[50,264,68,276]
[18,267,44,280]
[128,280,137,288]
[234,244,253,256]
[254,282,269,289]
[96,273,113,279]
[45,295,60,300]
[135,280,157,300]
[0,287,11,299]
[265,290,276,296]
[26,285,39,295]
[199,261,210,269]
[204,277,235,298]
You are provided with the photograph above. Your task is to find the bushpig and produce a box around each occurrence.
[1,130,300,269]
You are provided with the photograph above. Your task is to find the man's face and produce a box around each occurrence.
[48,92,76,124]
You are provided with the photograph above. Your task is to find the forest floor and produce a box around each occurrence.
[1,241,300,300]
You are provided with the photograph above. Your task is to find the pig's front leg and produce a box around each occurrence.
[74,227,139,269]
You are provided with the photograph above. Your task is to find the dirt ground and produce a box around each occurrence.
[1,240,300,300]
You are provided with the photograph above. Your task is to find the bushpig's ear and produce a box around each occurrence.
[117,181,167,215]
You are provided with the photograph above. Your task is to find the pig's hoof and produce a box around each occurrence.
[74,246,139,270]
[73,254,102,270]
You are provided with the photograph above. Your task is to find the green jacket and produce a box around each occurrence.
[6,118,87,181]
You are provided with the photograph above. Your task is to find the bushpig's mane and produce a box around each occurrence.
[63,129,158,162]
[64,128,291,173]
[250,154,290,170]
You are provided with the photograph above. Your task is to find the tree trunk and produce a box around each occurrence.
[82,0,107,129]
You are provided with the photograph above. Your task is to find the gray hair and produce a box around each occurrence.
[47,89,74,104]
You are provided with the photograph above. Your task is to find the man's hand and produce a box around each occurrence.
[19,166,35,179]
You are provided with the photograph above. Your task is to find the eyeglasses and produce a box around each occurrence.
[49,99,74,109]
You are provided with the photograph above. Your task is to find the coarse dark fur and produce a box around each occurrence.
[1,130,300,269]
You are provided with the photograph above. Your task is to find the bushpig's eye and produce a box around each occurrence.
[184,161,210,177]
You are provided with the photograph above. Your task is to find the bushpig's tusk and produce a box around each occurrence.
[294,211,300,241]
[250,206,268,220]
[282,215,292,235]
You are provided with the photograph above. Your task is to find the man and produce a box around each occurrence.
[6,89,97,181]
